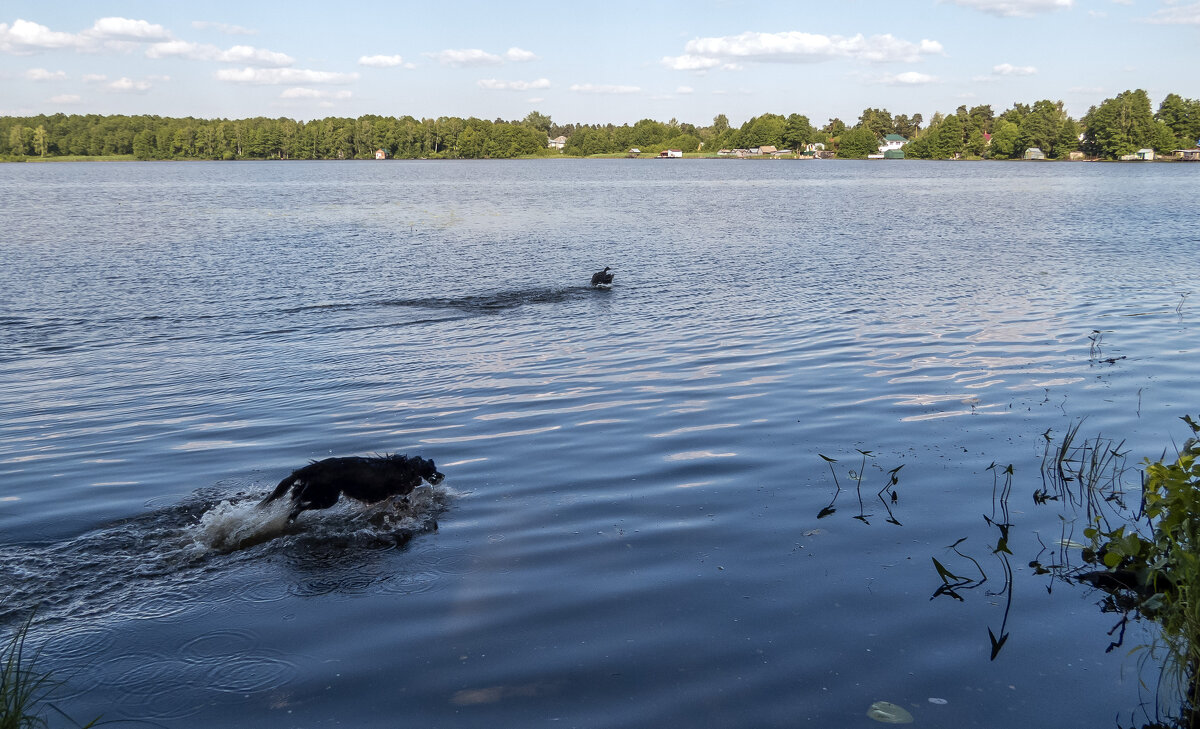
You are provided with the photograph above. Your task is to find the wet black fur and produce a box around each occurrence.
[261,454,445,521]
[590,267,614,286]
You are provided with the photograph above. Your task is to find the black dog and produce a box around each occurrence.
[261,454,445,522]
[590,266,614,287]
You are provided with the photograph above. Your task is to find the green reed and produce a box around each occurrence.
[1,610,99,729]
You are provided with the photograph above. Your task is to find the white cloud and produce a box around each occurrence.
[944,0,1073,17]
[220,45,293,66]
[662,54,724,71]
[216,67,359,85]
[477,78,551,91]
[0,19,82,53]
[676,85,694,94]
[82,73,107,83]
[662,31,943,71]
[86,17,171,41]
[1,16,167,55]
[359,54,406,67]
[107,76,153,93]
[569,83,641,94]
[49,93,81,104]
[146,40,294,66]
[993,62,1038,75]
[1142,2,1200,24]
[879,71,938,85]
[527,96,544,103]
[279,87,352,100]
[25,67,67,81]
[191,20,257,35]
[426,48,504,67]
[504,47,537,62]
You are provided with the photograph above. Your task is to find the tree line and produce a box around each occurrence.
[2,89,1197,162]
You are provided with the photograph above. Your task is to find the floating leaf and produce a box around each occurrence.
[928,697,948,705]
[867,701,914,724]
[932,557,966,583]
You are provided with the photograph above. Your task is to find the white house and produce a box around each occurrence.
[658,149,683,158]
[548,135,567,150]
[878,134,907,154]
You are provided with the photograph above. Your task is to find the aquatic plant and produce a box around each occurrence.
[815,451,903,525]
[0,610,98,729]
[931,464,1016,659]
[1070,416,1200,727]
[1,611,54,729]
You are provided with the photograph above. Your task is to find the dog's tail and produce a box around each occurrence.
[260,476,297,507]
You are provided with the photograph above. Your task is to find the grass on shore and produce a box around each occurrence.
[1,610,99,729]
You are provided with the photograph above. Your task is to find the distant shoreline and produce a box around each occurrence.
[3,154,1190,163]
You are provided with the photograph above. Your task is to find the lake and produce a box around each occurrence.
[1,158,1197,727]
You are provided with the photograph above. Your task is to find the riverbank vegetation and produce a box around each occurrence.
[1038,416,1200,728]
[1,89,1196,162]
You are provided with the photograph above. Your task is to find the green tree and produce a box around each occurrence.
[8,124,28,155]
[522,111,552,134]
[1156,93,1200,148]
[712,113,730,135]
[132,129,155,160]
[1054,117,1081,156]
[736,114,786,148]
[836,126,879,159]
[1082,89,1160,158]
[931,113,964,158]
[1020,100,1064,156]
[857,108,893,138]
[33,125,48,157]
[822,118,846,138]
[989,119,1021,158]
[965,127,987,157]
[892,113,923,139]
[782,113,814,150]
[967,105,994,135]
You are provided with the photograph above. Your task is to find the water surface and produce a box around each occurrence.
[1,159,1197,727]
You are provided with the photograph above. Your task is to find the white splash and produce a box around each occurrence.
[186,497,294,554]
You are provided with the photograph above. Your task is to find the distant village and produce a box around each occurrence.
[543,132,1200,161]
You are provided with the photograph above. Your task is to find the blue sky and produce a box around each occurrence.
[1,1,1196,127]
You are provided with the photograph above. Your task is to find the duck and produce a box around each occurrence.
[590,266,614,287]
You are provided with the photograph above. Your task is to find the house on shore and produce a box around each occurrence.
[1024,147,1046,160]
[879,134,907,153]
[548,135,567,151]
[659,149,683,158]
[375,148,388,160]
[1174,148,1200,161]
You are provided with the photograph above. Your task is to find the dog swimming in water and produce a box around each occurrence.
[590,266,614,287]
[261,454,445,522]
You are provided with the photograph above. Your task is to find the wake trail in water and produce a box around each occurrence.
[0,485,452,628]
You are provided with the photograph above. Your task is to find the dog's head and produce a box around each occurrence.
[409,455,445,485]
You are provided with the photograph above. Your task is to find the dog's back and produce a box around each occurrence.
[261,454,444,521]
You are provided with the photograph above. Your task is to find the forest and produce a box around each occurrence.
[2,89,1197,162]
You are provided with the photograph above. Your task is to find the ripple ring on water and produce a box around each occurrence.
[180,628,260,664]
[205,653,297,694]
